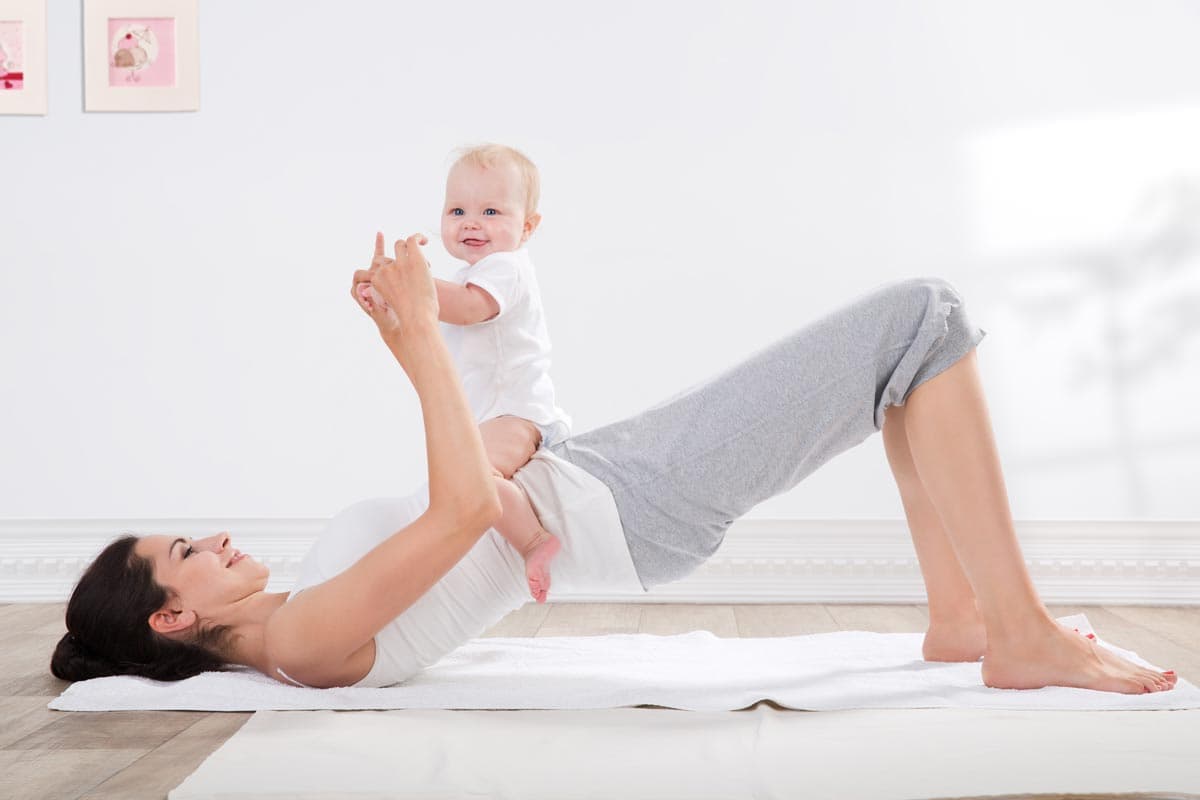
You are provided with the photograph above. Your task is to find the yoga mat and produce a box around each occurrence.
[51,614,1200,712]
[168,706,1200,799]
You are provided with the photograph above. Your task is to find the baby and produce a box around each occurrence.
[362,144,568,603]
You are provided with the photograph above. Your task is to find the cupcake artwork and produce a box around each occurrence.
[84,0,196,112]
[108,17,175,87]
[0,21,24,91]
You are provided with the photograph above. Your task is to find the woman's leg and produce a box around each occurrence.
[881,403,986,662]
[556,276,1175,693]
[555,277,990,589]
[902,349,1176,693]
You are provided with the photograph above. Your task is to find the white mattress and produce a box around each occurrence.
[168,706,1200,799]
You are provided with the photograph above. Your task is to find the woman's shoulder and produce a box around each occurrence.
[265,634,377,689]
[329,491,431,532]
[293,489,432,594]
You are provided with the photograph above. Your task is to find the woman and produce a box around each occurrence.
[51,233,1176,695]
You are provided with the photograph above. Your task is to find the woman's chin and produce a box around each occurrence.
[239,558,271,584]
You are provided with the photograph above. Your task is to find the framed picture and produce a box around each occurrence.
[84,0,198,112]
[0,0,47,115]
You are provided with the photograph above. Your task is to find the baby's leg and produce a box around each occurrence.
[492,470,561,603]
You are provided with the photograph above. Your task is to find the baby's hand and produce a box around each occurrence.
[356,283,387,311]
[355,283,372,307]
[352,269,388,314]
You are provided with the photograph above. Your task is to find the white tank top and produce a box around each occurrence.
[286,449,644,687]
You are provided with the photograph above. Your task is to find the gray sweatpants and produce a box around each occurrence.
[548,276,987,591]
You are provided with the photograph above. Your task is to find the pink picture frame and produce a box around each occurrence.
[84,0,198,112]
[0,0,47,115]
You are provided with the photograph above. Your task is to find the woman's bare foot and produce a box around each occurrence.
[523,530,560,604]
[1061,622,1180,689]
[982,615,1177,694]
[923,614,987,662]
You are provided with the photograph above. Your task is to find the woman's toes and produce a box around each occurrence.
[1143,669,1175,691]
[1140,671,1164,690]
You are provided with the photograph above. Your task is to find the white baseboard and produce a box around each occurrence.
[1,518,1197,605]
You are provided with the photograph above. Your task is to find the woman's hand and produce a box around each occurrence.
[350,232,392,316]
[479,416,543,479]
[351,232,439,340]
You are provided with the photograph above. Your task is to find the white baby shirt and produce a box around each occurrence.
[441,247,572,445]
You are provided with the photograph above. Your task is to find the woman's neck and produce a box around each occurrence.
[220,590,291,673]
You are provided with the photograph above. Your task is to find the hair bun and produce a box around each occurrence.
[50,630,108,682]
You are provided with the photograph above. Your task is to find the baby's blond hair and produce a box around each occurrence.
[449,143,540,217]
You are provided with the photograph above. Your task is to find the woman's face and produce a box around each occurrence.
[134,532,270,633]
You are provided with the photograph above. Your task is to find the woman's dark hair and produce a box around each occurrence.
[51,534,234,682]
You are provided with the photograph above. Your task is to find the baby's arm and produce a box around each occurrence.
[436,279,500,325]
[358,279,497,325]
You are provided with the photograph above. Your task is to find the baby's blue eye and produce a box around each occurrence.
[450,209,463,216]
[484,209,498,216]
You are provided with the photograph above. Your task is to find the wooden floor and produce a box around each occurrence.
[2,601,1198,800]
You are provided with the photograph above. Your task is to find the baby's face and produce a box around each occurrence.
[441,161,534,265]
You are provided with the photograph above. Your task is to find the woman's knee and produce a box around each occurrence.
[894,276,963,306]
[883,276,967,332]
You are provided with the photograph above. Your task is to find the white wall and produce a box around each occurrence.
[2,0,1198,521]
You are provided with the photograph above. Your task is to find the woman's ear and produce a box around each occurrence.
[148,606,196,636]
[521,213,542,243]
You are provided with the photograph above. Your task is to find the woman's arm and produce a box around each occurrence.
[267,233,502,685]
[368,238,500,522]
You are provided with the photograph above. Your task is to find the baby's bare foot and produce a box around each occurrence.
[982,617,1177,694]
[524,531,561,604]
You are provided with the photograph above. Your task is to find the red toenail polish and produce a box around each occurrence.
[1165,670,1175,675]
[1086,633,1095,639]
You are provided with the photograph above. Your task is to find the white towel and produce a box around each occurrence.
[51,614,1199,712]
